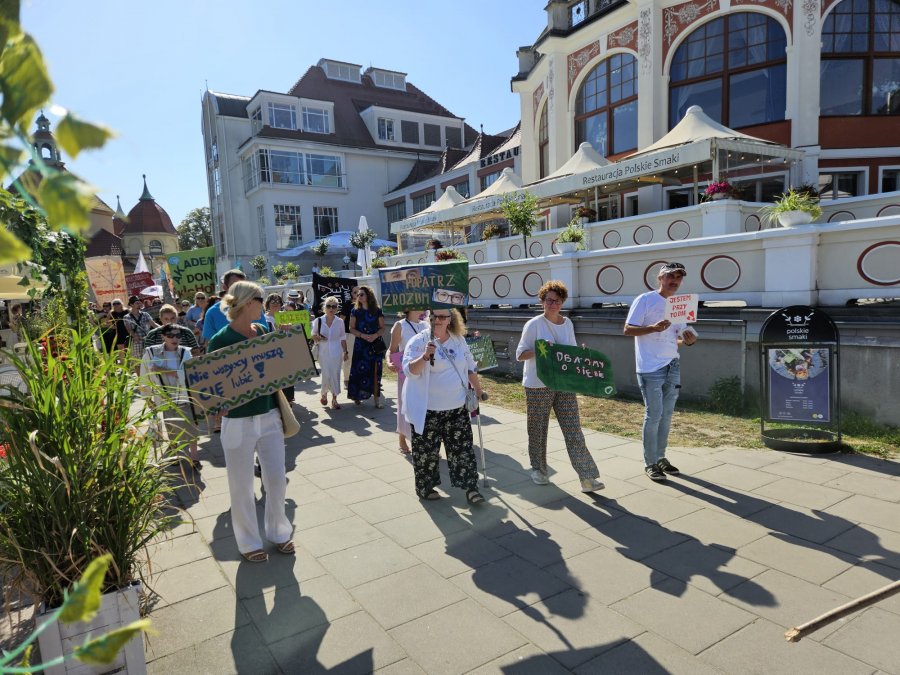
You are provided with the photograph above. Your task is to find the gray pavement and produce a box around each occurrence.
[144,379,900,674]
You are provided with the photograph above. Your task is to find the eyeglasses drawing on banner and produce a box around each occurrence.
[433,288,464,305]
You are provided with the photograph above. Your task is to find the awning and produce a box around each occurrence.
[277,230,396,258]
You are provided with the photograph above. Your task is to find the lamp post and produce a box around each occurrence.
[342,255,350,270]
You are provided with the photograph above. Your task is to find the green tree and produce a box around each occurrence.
[500,192,539,253]
[176,207,212,250]
[0,3,113,265]
[249,254,267,279]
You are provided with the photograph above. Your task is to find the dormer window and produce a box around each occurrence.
[371,70,406,90]
[303,106,331,134]
[321,59,361,82]
[377,118,395,141]
[267,102,297,130]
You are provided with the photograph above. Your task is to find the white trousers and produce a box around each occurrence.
[220,408,292,553]
[342,334,355,384]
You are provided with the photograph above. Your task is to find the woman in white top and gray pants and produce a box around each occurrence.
[516,280,602,493]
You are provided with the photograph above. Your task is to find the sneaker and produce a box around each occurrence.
[645,464,666,482]
[580,477,604,493]
[656,458,680,475]
[531,469,549,485]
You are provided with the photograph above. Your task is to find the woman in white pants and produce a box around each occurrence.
[207,281,294,563]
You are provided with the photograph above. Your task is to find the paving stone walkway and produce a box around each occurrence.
[144,379,900,674]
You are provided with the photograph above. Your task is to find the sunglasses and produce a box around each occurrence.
[162,333,181,339]
[433,314,451,321]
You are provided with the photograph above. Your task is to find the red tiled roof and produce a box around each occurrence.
[85,229,122,257]
[123,199,175,235]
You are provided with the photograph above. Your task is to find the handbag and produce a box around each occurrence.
[276,390,300,438]
[370,336,388,357]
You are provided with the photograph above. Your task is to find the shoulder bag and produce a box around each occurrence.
[276,390,300,438]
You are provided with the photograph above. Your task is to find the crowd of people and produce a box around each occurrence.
[22,259,694,564]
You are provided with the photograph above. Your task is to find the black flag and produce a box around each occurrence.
[312,273,358,319]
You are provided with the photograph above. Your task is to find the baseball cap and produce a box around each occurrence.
[658,262,687,277]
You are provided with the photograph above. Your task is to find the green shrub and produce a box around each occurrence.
[707,376,744,415]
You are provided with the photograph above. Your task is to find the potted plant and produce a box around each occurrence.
[370,257,388,269]
[0,329,181,672]
[575,206,596,223]
[557,218,586,253]
[312,238,330,265]
[759,188,823,227]
[376,245,395,259]
[318,265,334,277]
[481,222,503,239]
[703,180,737,201]
[500,191,539,253]
[435,248,465,261]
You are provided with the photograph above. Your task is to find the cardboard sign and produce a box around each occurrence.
[534,339,617,398]
[167,247,216,298]
[85,256,127,307]
[312,273,357,318]
[664,293,698,323]
[274,309,311,337]
[185,327,316,414]
[378,261,468,314]
[466,335,498,372]
[125,272,154,298]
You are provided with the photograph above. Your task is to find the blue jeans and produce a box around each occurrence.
[637,359,681,467]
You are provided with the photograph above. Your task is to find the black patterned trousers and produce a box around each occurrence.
[411,406,478,497]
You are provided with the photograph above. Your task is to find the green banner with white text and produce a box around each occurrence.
[534,339,617,398]
[167,246,216,298]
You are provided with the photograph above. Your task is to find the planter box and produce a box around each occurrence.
[557,242,580,253]
[37,581,146,675]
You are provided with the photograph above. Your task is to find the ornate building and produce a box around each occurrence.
[118,175,178,271]
[512,0,900,214]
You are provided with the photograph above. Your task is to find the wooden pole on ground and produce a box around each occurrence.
[785,579,900,642]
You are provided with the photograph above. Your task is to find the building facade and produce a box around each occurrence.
[512,0,900,213]
[201,58,478,276]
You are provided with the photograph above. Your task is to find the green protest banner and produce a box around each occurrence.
[534,339,617,398]
[379,261,468,314]
[466,335,498,372]
[274,309,311,337]
[166,246,216,298]
[185,327,316,414]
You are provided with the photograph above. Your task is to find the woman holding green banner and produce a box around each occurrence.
[516,281,603,493]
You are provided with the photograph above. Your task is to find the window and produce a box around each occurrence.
[401,120,419,144]
[480,172,500,192]
[217,213,226,255]
[538,104,549,179]
[148,240,163,255]
[242,152,267,192]
[372,71,406,89]
[821,0,900,116]
[306,153,344,187]
[274,205,301,249]
[450,180,470,198]
[669,14,787,129]
[302,106,330,134]
[270,150,304,185]
[250,107,262,134]
[257,205,267,250]
[423,123,441,146]
[570,0,587,26]
[575,53,638,156]
[445,127,462,148]
[325,62,360,82]
[378,118,395,141]
[882,168,900,192]
[412,192,435,213]
[386,201,407,224]
[267,102,297,130]
[313,206,338,238]
[818,171,865,199]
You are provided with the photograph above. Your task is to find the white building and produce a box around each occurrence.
[200,58,478,276]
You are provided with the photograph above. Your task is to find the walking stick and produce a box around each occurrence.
[475,391,489,487]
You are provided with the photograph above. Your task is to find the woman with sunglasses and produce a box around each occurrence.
[207,281,293,563]
[516,280,603,493]
[387,308,428,453]
[140,325,200,470]
[402,309,485,504]
[347,285,385,408]
[311,297,348,409]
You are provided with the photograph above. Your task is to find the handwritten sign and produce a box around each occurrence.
[185,327,316,414]
[125,272,154,298]
[534,339,617,398]
[665,293,698,323]
[379,261,468,314]
[167,247,216,297]
[465,335,498,372]
[274,309,311,337]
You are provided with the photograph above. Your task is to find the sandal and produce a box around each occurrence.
[241,549,268,563]
[191,459,202,472]
[331,401,341,410]
[466,489,485,505]
[320,396,328,406]
[275,540,295,555]
[419,489,441,501]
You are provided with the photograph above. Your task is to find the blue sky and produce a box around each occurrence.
[23,1,546,227]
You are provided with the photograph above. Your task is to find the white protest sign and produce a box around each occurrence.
[665,293,698,323]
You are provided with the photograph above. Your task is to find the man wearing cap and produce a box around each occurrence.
[624,262,698,482]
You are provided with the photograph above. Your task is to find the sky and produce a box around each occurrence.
[22,1,547,227]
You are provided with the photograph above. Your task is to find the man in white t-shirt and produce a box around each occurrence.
[624,262,698,482]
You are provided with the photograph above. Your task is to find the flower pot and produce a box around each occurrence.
[709,193,727,201]
[557,242,579,254]
[37,581,146,675]
[777,210,814,227]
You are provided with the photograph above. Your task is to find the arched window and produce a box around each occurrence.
[538,104,549,179]
[669,13,787,129]
[821,0,900,115]
[148,240,163,255]
[574,53,638,157]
